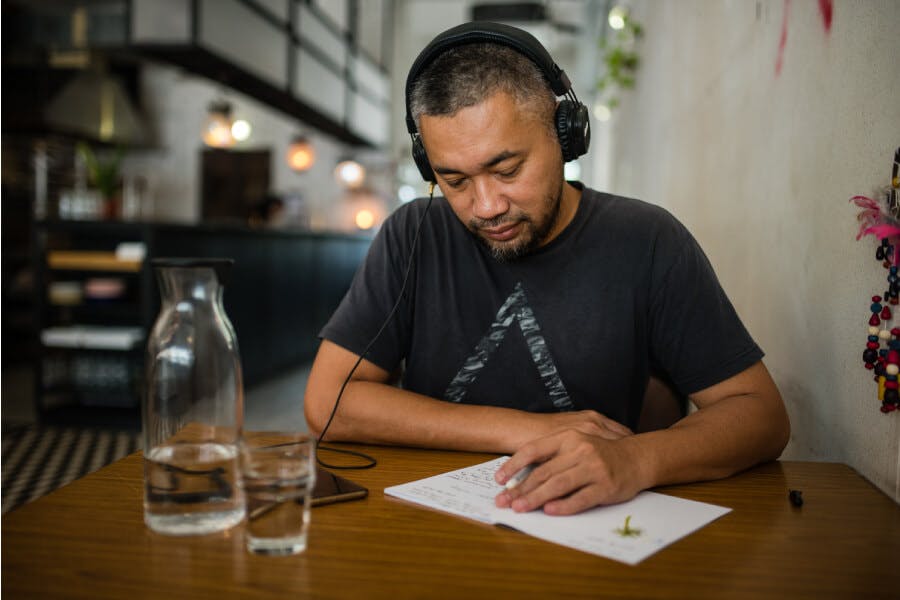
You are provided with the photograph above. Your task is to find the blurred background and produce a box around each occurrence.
[2,1,898,503]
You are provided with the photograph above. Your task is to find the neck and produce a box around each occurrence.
[547,181,582,243]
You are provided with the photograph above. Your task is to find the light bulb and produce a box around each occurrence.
[335,160,366,188]
[231,119,251,141]
[287,137,315,172]
[355,209,375,230]
[608,6,627,30]
[202,101,234,148]
[593,103,612,122]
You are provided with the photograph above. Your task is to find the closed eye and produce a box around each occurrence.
[444,177,466,189]
[497,163,521,178]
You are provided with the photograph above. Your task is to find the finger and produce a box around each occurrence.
[494,436,561,486]
[496,426,589,487]
[503,440,588,501]
[498,459,554,505]
[510,462,586,513]
[495,489,513,508]
[495,463,538,507]
[542,484,608,516]
[494,457,532,487]
[496,466,542,507]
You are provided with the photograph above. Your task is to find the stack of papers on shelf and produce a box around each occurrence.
[385,457,731,565]
[115,242,146,262]
[41,326,145,350]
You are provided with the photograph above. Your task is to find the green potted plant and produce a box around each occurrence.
[597,9,644,114]
[77,142,123,219]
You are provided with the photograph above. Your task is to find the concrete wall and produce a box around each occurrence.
[600,0,900,500]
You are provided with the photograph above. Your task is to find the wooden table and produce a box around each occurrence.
[3,445,899,599]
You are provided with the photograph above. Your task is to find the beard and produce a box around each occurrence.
[467,184,564,262]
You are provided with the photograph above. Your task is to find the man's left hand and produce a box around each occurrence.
[494,430,646,516]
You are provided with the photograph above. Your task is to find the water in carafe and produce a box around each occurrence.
[143,259,245,535]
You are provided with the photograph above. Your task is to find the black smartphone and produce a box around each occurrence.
[310,467,368,506]
[248,467,368,521]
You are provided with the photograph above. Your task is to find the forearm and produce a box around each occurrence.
[305,339,558,453]
[628,382,790,490]
[306,379,539,453]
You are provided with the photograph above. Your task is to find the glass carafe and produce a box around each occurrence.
[143,258,246,535]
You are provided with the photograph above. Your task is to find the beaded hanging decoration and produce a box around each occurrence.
[852,146,900,413]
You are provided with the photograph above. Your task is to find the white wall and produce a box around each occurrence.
[601,0,900,500]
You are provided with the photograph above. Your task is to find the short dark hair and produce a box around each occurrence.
[409,43,556,136]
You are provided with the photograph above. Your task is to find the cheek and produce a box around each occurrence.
[505,171,555,210]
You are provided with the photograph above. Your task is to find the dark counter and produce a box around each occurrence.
[146,222,371,384]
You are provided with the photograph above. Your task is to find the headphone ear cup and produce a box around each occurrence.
[555,100,591,162]
[412,137,436,183]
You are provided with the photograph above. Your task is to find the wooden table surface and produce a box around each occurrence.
[3,444,899,599]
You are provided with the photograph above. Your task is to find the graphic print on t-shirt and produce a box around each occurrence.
[444,282,574,411]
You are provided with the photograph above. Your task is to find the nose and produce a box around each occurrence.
[471,176,509,221]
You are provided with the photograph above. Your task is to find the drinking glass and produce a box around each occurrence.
[240,433,316,555]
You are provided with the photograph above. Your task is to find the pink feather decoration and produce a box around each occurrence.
[851,194,900,263]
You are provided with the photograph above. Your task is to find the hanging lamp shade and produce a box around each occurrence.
[44,68,146,145]
[202,100,235,148]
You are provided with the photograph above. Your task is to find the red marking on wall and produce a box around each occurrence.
[775,0,833,76]
[818,0,833,33]
[775,0,791,76]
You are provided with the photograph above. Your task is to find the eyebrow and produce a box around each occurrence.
[432,150,520,176]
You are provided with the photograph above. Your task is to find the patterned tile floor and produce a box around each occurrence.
[1,425,141,513]
[1,363,311,514]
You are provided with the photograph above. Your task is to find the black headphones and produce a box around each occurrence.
[405,21,591,184]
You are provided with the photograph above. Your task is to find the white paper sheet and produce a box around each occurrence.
[384,457,731,565]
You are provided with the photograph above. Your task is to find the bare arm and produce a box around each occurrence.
[303,339,631,453]
[638,360,790,485]
[495,361,790,514]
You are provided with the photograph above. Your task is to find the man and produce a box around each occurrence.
[305,22,789,516]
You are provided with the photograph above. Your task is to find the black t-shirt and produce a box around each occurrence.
[320,185,763,429]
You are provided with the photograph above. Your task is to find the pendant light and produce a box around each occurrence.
[286,136,315,172]
[334,159,366,188]
[231,119,252,142]
[202,100,235,148]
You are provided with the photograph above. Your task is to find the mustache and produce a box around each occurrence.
[469,214,530,230]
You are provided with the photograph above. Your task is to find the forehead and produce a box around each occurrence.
[419,92,548,168]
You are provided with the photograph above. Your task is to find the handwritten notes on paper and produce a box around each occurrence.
[384,457,731,565]
[389,459,502,524]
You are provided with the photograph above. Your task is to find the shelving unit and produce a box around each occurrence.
[34,220,153,429]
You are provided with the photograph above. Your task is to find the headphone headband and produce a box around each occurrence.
[405,21,572,135]
[405,21,589,182]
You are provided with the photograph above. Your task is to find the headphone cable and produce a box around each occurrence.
[316,184,436,469]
